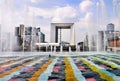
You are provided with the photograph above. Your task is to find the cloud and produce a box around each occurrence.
[79,0,94,13]
[29,5,77,22]
[52,5,77,22]
[28,5,78,24]
[29,7,53,19]
[31,0,43,3]
[74,12,94,31]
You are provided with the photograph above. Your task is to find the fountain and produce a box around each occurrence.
[113,0,119,19]
[96,2,100,53]
[113,0,119,54]
[99,0,108,25]
[96,0,108,52]
[69,46,71,53]
[0,0,14,52]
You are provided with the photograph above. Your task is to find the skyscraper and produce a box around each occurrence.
[15,25,45,51]
[15,27,19,36]
[19,24,24,36]
[107,23,115,32]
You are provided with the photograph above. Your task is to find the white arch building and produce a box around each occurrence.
[50,23,75,45]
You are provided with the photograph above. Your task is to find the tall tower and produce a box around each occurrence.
[107,23,115,32]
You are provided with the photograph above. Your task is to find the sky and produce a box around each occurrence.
[0,0,120,44]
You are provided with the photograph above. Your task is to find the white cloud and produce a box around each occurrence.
[28,5,77,24]
[29,7,53,19]
[79,0,94,13]
[52,5,77,22]
[29,5,77,22]
[74,12,94,31]
[31,0,43,3]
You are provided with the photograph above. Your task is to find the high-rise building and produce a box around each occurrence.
[36,28,40,36]
[107,23,114,32]
[98,23,120,52]
[41,32,45,43]
[37,28,40,32]
[25,27,32,35]
[15,25,45,51]
[19,24,24,36]
[15,24,25,36]
[15,27,19,36]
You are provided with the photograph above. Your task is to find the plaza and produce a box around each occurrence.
[0,52,120,81]
[0,0,120,81]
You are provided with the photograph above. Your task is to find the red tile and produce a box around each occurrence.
[86,78,96,81]
[48,80,56,81]
[77,66,85,71]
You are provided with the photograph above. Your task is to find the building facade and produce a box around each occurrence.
[107,23,115,32]
[98,23,120,52]
[51,23,75,45]
[15,24,45,51]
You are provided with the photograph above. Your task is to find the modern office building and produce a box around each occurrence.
[25,27,32,35]
[107,31,120,47]
[15,24,45,51]
[98,23,120,52]
[51,23,75,46]
[15,27,19,36]
[41,32,45,43]
[19,24,24,36]
[107,23,115,32]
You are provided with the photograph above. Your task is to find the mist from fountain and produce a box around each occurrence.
[95,0,108,52]
[119,3,120,31]
[113,0,120,31]
[0,0,14,52]
[0,0,32,52]
[96,2,100,52]
[96,0,120,53]
[99,0,108,29]
[113,0,119,18]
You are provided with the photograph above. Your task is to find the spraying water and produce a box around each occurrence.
[99,0,108,30]
[113,0,119,18]
[0,0,14,51]
[96,2,100,52]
